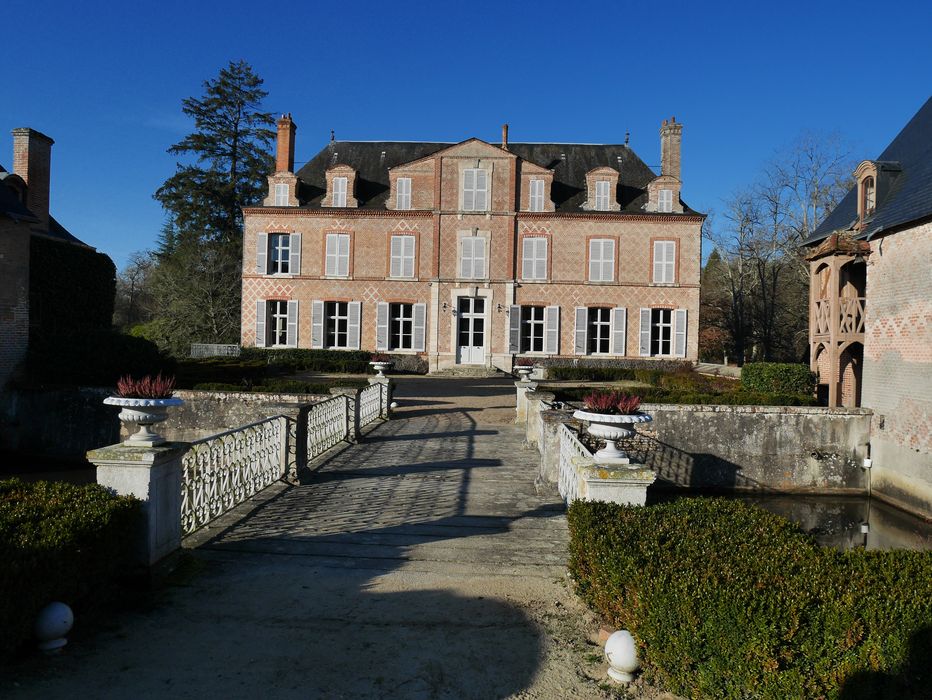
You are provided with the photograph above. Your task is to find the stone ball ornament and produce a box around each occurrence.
[605,629,640,683]
[35,601,74,652]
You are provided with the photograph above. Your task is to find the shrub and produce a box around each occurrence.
[258,378,367,394]
[549,366,638,381]
[116,373,176,398]
[582,390,641,414]
[568,499,932,699]
[175,357,269,389]
[0,479,141,657]
[548,386,817,407]
[241,348,372,374]
[742,362,816,395]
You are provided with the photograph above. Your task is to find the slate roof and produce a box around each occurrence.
[293,140,700,215]
[805,96,932,245]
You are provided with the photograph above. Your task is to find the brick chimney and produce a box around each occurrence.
[501,123,509,151]
[659,116,683,181]
[276,114,297,173]
[12,128,54,231]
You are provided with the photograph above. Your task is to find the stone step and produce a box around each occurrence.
[429,366,508,378]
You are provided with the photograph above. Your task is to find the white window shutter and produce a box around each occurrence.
[286,300,299,348]
[256,233,267,274]
[311,301,325,349]
[460,238,472,278]
[639,308,651,356]
[544,306,560,354]
[289,233,301,275]
[653,242,664,283]
[588,240,600,281]
[376,302,389,351]
[666,242,676,283]
[611,307,626,356]
[574,307,588,355]
[347,301,361,350]
[390,236,403,278]
[603,240,615,281]
[338,234,350,276]
[535,239,547,280]
[521,239,533,279]
[325,235,336,276]
[474,238,486,278]
[255,300,266,347]
[674,308,687,357]
[476,169,488,210]
[403,236,415,278]
[508,305,521,354]
[463,170,475,210]
[412,303,427,351]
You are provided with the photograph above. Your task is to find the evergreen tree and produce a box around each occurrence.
[150,61,274,354]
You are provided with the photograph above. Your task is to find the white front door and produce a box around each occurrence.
[457,297,486,364]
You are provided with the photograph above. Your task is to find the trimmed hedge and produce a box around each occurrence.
[550,386,817,406]
[241,348,372,374]
[742,362,816,395]
[190,379,367,394]
[538,358,693,374]
[0,479,141,656]
[568,499,932,700]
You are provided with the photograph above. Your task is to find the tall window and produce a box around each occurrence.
[463,168,488,211]
[521,237,548,280]
[396,177,412,210]
[390,303,414,350]
[325,233,350,277]
[332,177,348,207]
[658,189,673,213]
[325,301,350,348]
[588,239,615,282]
[650,308,673,356]
[652,240,676,284]
[269,233,291,274]
[268,300,289,347]
[521,306,545,352]
[390,235,415,278]
[460,236,487,279]
[529,179,545,212]
[274,183,289,206]
[862,176,875,216]
[588,307,612,354]
[594,180,611,211]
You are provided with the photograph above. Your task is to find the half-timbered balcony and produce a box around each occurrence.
[813,296,865,341]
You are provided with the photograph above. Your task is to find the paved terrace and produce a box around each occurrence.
[6,377,616,699]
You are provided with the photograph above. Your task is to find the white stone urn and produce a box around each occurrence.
[572,409,652,461]
[369,361,393,378]
[514,366,534,380]
[103,396,183,447]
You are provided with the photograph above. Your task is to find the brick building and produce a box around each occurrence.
[804,96,932,517]
[241,116,703,372]
[0,128,114,388]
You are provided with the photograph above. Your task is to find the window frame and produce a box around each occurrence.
[650,308,674,356]
[332,176,348,207]
[521,236,548,281]
[588,238,615,282]
[528,179,545,212]
[658,188,673,213]
[396,177,412,210]
[268,233,291,275]
[462,168,489,211]
[389,234,416,279]
[267,300,289,347]
[389,302,415,351]
[594,180,611,211]
[862,176,875,217]
[587,307,612,354]
[325,233,351,277]
[274,183,289,206]
[520,305,546,353]
[324,301,351,349]
[652,240,676,284]
[459,236,487,279]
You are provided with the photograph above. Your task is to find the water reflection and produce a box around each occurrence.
[654,492,932,551]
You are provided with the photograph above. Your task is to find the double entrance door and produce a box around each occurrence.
[456,297,485,365]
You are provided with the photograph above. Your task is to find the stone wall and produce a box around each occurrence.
[525,392,872,494]
[861,224,932,517]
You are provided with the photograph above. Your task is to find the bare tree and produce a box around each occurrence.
[113,251,155,329]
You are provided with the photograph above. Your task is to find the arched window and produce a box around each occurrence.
[862,176,875,217]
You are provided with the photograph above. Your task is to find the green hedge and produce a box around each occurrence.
[0,479,141,656]
[549,386,816,406]
[191,379,367,394]
[241,348,372,374]
[23,329,174,388]
[568,499,932,699]
[742,362,816,395]
[549,366,639,382]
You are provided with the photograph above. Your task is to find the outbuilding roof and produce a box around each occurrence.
[805,96,932,244]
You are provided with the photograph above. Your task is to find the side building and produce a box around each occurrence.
[241,116,703,372]
[803,96,932,518]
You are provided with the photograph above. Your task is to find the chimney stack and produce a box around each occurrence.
[659,116,683,181]
[276,114,297,173]
[12,128,53,231]
[502,123,509,151]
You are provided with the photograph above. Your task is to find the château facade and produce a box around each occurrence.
[241,115,703,372]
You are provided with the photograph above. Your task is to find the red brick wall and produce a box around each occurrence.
[0,218,30,387]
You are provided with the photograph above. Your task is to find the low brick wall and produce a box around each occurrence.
[526,393,873,494]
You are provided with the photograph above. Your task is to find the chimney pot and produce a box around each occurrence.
[502,123,509,151]
[275,114,297,173]
[11,128,54,231]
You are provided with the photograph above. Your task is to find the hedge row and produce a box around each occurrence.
[191,378,368,394]
[568,499,932,699]
[550,386,816,406]
[537,357,693,373]
[0,479,141,657]
[742,362,816,395]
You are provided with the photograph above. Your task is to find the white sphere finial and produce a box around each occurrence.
[35,602,74,653]
[605,629,640,683]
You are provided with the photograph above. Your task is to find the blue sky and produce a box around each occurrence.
[3,0,931,270]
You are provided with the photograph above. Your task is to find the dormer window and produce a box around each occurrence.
[332,177,348,207]
[396,177,412,210]
[862,176,875,217]
[594,181,611,211]
[274,183,289,206]
[529,179,545,212]
[658,189,673,213]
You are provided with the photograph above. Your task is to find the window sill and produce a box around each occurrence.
[519,278,549,283]
[265,273,297,278]
[322,275,352,280]
[649,282,679,287]
[386,276,418,281]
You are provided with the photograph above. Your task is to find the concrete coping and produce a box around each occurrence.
[639,403,873,416]
[175,389,331,403]
[576,460,656,483]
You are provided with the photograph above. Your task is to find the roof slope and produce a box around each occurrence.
[807,96,932,244]
[0,164,91,246]
[294,140,700,215]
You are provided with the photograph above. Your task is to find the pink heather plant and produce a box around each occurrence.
[515,358,535,367]
[116,373,176,399]
[583,390,642,415]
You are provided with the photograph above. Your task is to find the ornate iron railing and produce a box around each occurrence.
[559,424,591,504]
[181,415,287,535]
[839,297,866,335]
[358,383,383,426]
[306,395,351,461]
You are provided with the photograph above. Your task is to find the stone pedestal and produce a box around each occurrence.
[514,380,538,425]
[579,462,657,506]
[88,443,188,567]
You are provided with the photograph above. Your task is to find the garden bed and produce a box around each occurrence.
[568,499,932,699]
